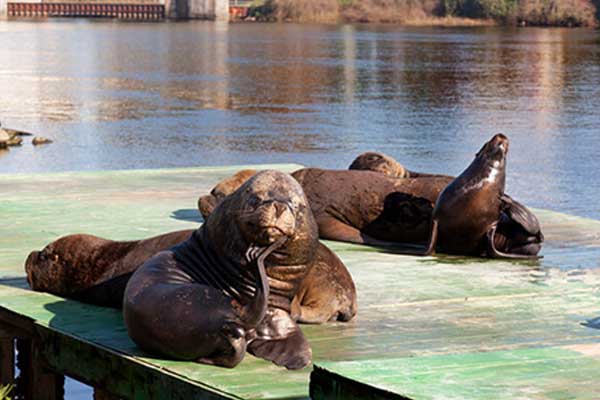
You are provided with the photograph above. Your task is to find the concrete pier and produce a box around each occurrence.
[0,0,7,19]
[164,0,227,19]
[2,0,228,19]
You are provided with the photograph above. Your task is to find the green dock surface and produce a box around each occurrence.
[1,164,600,399]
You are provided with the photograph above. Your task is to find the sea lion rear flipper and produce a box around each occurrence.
[500,194,543,239]
[291,245,357,324]
[486,224,542,260]
[247,309,312,370]
[73,272,134,308]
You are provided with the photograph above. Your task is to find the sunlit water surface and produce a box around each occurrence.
[1,20,600,398]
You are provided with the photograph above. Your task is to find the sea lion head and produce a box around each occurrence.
[24,235,104,295]
[25,238,75,294]
[212,169,257,200]
[475,133,509,168]
[233,171,313,247]
[198,170,257,219]
[349,152,408,178]
[205,170,318,262]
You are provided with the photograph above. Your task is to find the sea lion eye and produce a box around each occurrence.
[51,254,59,263]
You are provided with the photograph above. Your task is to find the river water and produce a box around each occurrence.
[1,21,600,220]
[1,20,600,398]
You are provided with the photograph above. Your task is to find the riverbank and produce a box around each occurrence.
[248,0,599,26]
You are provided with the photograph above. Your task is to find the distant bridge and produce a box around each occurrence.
[0,0,230,20]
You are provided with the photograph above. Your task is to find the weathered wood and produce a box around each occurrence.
[94,388,121,400]
[16,338,65,400]
[0,164,599,399]
[0,339,14,385]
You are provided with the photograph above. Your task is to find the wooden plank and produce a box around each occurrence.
[312,346,600,400]
[16,337,65,400]
[0,338,14,385]
[1,164,599,399]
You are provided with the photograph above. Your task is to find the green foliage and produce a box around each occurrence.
[0,384,14,400]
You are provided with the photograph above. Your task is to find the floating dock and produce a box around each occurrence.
[1,164,600,399]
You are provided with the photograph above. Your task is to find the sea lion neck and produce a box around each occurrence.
[173,227,256,305]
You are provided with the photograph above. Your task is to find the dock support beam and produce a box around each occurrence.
[0,0,7,19]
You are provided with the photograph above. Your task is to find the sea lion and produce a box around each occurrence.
[292,168,452,246]
[423,134,541,259]
[25,230,193,308]
[290,245,356,324]
[25,232,356,325]
[198,169,257,217]
[349,151,449,179]
[123,170,322,369]
[196,147,542,257]
[199,176,357,324]
[348,151,543,256]
[349,152,409,178]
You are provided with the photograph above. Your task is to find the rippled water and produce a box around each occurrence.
[1,20,599,398]
[1,21,599,219]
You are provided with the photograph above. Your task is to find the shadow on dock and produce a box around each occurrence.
[170,208,204,223]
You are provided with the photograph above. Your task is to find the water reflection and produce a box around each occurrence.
[0,22,599,219]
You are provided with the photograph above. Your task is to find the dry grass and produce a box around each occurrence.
[258,0,598,26]
[266,0,340,22]
[341,0,440,23]
[395,15,496,25]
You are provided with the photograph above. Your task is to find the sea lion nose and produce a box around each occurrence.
[273,202,288,218]
[24,251,39,287]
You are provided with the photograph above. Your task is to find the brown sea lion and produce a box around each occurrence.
[25,230,193,308]
[25,232,356,325]
[349,152,409,178]
[124,170,325,369]
[423,134,541,259]
[291,169,451,246]
[348,151,543,256]
[290,246,356,324]
[198,169,257,217]
[199,175,357,325]
[349,151,450,179]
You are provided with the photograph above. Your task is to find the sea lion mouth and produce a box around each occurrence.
[239,199,297,246]
[476,133,509,161]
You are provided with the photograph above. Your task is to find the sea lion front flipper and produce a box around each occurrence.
[197,323,248,368]
[486,224,542,260]
[247,308,312,370]
[73,272,134,309]
[291,246,357,324]
[500,194,543,239]
[423,218,438,256]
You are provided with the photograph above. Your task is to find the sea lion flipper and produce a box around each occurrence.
[500,194,543,239]
[424,218,438,256]
[247,325,312,370]
[240,238,287,329]
[197,324,247,368]
[486,224,542,260]
[248,308,312,370]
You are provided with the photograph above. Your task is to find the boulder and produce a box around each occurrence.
[32,136,53,146]
[0,130,9,149]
